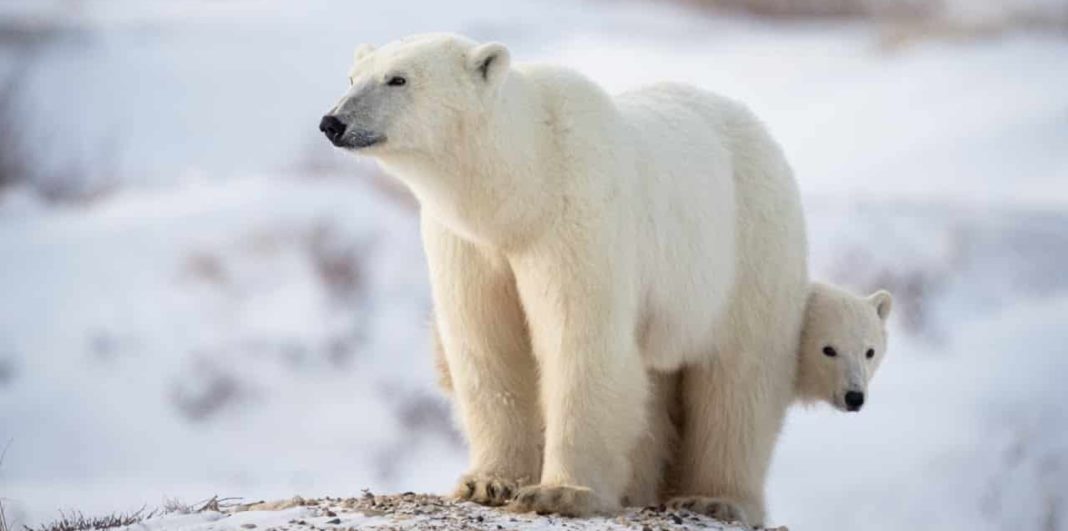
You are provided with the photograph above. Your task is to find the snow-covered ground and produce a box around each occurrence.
[1,1,1066,530]
[116,493,750,530]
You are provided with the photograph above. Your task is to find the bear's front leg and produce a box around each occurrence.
[508,245,648,516]
[423,219,542,507]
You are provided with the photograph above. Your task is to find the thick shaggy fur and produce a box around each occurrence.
[322,34,808,524]
[436,282,893,513]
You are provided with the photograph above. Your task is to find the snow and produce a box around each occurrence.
[1,1,1066,530]
[118,494,749,531]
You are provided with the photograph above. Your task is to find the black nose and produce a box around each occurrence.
[319,115,347,145]
[844,391,865,411]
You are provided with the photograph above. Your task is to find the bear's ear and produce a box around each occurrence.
[868,290,893,322]
[467,42,510,87]
[353,43,375,63]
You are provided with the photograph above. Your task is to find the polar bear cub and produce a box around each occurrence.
[661,283,893,525]
[795,282,893,412]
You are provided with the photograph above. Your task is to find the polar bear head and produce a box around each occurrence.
[319,33,510,156]
[796,283,893,413]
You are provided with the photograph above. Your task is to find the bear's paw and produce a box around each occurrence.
[453,473,523,507]
[508,484,603,517]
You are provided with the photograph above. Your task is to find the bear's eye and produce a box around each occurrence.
[866,348,875,359]
[822,346,837,357]
[386,76,407,87]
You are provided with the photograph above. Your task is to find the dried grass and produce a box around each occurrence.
[0,439,12,531]
[27,508,154,531]
[27,495,243,531]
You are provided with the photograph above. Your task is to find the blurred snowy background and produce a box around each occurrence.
[0,0,1066,529]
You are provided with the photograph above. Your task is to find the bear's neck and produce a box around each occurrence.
[379,72,557,249]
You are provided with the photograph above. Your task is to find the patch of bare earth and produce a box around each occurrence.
[224,492,775,531]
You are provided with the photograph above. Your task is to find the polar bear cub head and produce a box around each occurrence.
[319,33,510,155]
[797,283,893,413]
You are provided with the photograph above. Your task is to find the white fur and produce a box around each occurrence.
[795,283,893,412]
[323,34,808,523]
[432,279,892,521]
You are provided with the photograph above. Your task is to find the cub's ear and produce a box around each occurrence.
[868,290,893,322]
[467,42,510,86]
[353,43,375,63]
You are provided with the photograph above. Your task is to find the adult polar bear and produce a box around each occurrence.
[320,34,808,524]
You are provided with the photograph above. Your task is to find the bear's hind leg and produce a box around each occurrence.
[670,356,792,527]
[623,369,681,508]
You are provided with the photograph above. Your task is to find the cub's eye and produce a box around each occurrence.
[822,346,837,357]
[866,348,875,359]
[386,76,407,87]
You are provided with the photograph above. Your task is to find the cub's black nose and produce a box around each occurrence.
[319,115,347,145]
[844,391,865,411]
